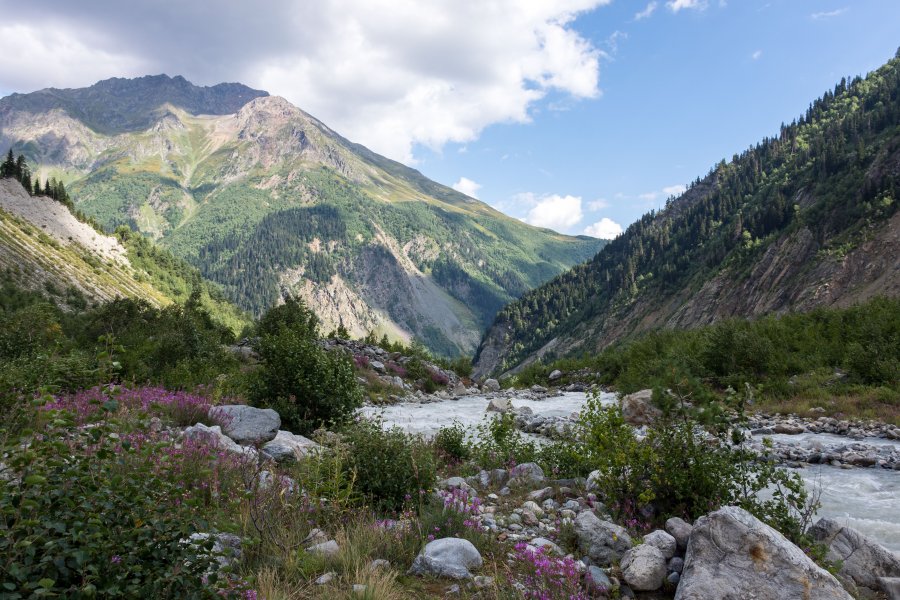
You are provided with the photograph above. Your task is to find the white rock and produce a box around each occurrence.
[643,529,677,560]
[408,538,483,579]
[621,544,667,591]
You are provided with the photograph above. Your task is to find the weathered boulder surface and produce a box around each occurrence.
[665,516,693,552]
[809,517,900,593]
[183,423,257,458]
[261,430,322,463]
[408,537,483,579]
[483,378,501,392]
[643,529,677,560]
[675,506,851,600]
[620,389,661,426]
[509,462,545,486]
[486,397,512,413]
[574,510,633,566]
[210,405,280,445]
[621,544,667,591]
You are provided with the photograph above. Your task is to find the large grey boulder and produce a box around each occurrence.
[509,462,545,486]
[261,430,322,463]
[183,423,257,459]
[482,378,501,392]
[574,510,633,566]
[665,516,693,552]
[408,538,483,579]
[620,389,661,426]
[643,529,677,560]
[210,405,280,445]
[675,506,852,600]
[809,517,900,593]
[621,544,667,591]
[486,397,512,413]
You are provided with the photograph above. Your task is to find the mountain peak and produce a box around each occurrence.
[0,75,268,135]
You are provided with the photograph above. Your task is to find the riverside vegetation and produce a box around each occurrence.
[4,273,897,598]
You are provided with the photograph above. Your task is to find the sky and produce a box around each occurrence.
[0,1,898,238]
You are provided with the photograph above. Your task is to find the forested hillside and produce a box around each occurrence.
[475,49,900,376]
[0,78,603,356]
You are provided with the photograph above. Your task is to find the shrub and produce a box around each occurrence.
[471,413,537,470]
[250,298,362,434]
[0,412,248,598]
[433,421,471,462]
[341,418,436,513]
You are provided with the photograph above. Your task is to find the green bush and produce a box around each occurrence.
[250,298,362,434]
[433,421,471,462]
[471,413,537,470]
[578,391,813,540]
[341,418,436,513]
[0,414,238,598]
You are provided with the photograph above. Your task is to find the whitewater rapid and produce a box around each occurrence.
[359,392,900,551]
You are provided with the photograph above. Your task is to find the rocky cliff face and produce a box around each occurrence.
[0,76,603,356]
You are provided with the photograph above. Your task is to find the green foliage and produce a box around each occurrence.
[250,297,362,434]
[483,53,900,371]
[578,391,814,540]
[341,418,437,513]
[433,421,471,462]
[0,414,231,598]
[471,413,537,470]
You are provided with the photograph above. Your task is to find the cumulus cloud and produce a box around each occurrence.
[662,184,687,196]
[524,194,584,231]
[634,2,658,20]
[584,217,623,239]
[452,177,482,199]
[3,0,611,164]
[587,198,610,211]
[667,0,707,12]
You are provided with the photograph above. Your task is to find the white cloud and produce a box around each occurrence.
[587,198,610,211]
[662,184,686,197]
[667,0,708,12]
[525,194,584,231]
[638,191,660,201]
[452,177,482,199]
[811,8,847,19]
[4,0,612,164]
[584,217,623,239]
[751,50,762,60]
[635,2,658,20]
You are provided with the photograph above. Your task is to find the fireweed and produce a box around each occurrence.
[511,543,588,600]
[40,385,218,426]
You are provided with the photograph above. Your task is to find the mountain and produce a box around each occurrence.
[0,75,603,356]
[0,177,248,332]
[474,50,900,377]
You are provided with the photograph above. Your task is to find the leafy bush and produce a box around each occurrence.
[471,413,537,470]
[341,418,436,513]
[433,421,471,462]
[0,412,246,598]
[250,297,362,434]
[579,391,814,540]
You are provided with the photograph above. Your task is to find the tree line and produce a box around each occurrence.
[1,149,71,204]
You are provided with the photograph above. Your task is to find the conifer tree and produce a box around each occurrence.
[0,149,14,178]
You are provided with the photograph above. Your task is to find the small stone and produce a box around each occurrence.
[585,566,612,594]
[307,540,340,557]
[352,584,367,594]
[369,559,390,571]
[473,575,494,589]
[527,487,555,502]
[521,500,544,518]
[664,516,692,552]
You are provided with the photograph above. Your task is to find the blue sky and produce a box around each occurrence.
[414,1,900,237]
[1,1,899,238]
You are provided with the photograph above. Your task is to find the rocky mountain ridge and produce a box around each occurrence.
[0,76,603,356]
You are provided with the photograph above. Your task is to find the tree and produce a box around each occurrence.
[0,149,14,178]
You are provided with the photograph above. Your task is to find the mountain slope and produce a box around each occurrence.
[474,50,900,376]
[0,178,248,332]
[0,76,603,355]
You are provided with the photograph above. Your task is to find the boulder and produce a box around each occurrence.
[183,423,257,459]
[509,462,545,486]
[621,544,667,591]
[585,566,613,594]
[482,378,501,392]
[809,517,900,593]
[185,532,242,570]
[879,578,900,600]
[307,540,340,557]
[548,369,563,381]
[574,510,633,566]
[675,506,851,600]
[370,360,386,373]
[665,516,692,552]
[486,397,512,413]
[261,430,322,463]
[530,537,565,556]
[440,477,472,491]
[643,529,677,559]
[620,389,661,426]
[209,405,280,445]
[408,537,483,579]
[527,487,555,502]
[585,469,602,492]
